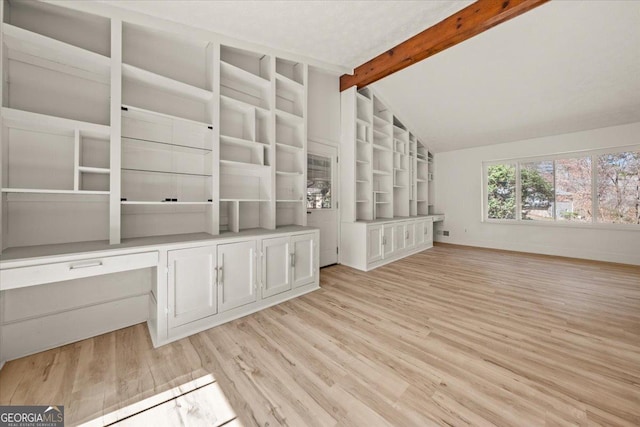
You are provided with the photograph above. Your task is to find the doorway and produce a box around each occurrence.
[307,141,339,267]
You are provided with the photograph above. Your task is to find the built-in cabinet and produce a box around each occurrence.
[340,85,441,271]
[0,226,319,361]
[360,218,433,270]
[0,0,310,253]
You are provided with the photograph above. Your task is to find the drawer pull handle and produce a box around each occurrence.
[69,261,103,270]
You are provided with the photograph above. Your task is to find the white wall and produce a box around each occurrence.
[307,67,340,144]
[434,122,640,265]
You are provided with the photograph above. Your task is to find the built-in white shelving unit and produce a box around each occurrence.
[341,86,434,222]
[0,0,309,253]
[340,86,439,271]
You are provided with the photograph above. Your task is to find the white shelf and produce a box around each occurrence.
[275,73,304,92]
[2,23,110,78]
[121,201,213,205]
[220,94,270,115]
[221,60,270,90]
[373,144,391,152]
[276,142,304,152]
[373,170,391,176]
[220,199,270,202]
[220,160,269,170]
[2,188,109,195]
[356,118,371,127]
[275,109,304,126]
[373,129,391,138]
[220,135,267,150]
[356,200,369,203]
[356,160,370,165]
[276,171,303,176]
[78,166,110,174]
[356,139,369,145]
[122,104,213,128]
[356,180,369,183]
[123,63,214,102]
[276,199,304,203]
[2,107,110,138]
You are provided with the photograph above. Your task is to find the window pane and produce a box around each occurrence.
[597,151,640,224]
[520,160,554,221]
[555,157,592,222]
[487,164,516,219]
[307,154,332,209]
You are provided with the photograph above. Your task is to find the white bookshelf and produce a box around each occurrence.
[0,0,310,253]
[341,86,434,223]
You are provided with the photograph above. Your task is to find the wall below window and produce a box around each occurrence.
[434,122,640,265]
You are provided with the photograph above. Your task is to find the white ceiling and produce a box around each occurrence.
[372,1,640,152]
[99,0,471,69]
[99,1,640,153]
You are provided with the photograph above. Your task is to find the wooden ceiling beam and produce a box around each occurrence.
[340,0,550,91]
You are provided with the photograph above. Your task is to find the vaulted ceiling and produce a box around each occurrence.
[99,0,472,69]
[102,1,640,153]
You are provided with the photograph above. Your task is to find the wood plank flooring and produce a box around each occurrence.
[1,243,639,426]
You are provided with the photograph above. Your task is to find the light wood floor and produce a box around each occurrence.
[1,243,639,426]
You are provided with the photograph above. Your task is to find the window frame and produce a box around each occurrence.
[482,145,640,231]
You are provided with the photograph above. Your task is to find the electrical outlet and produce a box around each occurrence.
[443,230,450,236]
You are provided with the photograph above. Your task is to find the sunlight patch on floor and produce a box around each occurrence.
[80,374,240,427]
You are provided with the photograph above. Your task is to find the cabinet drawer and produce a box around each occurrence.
[0,251,159,291]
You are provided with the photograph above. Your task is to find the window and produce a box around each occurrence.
[484,147,640,227]
[597,152,640,224]
[306,153,332,209]
[520,160,554,221]
[487,164,516,219]
[555,157,592,222]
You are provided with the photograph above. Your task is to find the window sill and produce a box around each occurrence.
[482,218,640,232]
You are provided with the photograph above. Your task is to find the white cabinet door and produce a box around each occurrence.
[367,225,383,263]
[415,220,426,246]
[406,221,416,250]
[167,246,217,329]
[292,233,317,288]
[217,240,257,313]
[262,236,292,298]
[425,220,434,246]
[382,224,394,259]
[394,222,406,252]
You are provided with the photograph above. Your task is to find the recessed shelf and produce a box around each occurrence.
[221,94,270,115]
[123,136,213,153]
[221,60,270,90]
[122,104,213,128]
[78,166,110,174]
[220,198,270,202]
[2,23,110,79]
[121,201,213,205]
[356,139,369,145]
[276,142,304,152]
[373,191,389,194]
[276,199,303,203]
[373,129,391,138]
[2,107,110,138]
[356,160,370,165]
[275,73,304,92]
[122,63,214,102]
[276,170,303,176]
[356,118,371,127]
[220,160,269,170]
[356,180,369,183]
[373,144,391,152]
[417,179,428,183]
[356,200,370,203]
[221,135,267,150]
[275,109,304,126]
[122,168,211,178]
[373,170,391,176]
[2,188,109,195]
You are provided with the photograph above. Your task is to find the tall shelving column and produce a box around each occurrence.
[218,45,273,233]
[1,0,112,250]
[372,95,393,219]
[119,23,216,239]
[274,58,307,227]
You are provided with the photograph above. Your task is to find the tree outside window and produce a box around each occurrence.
[597,151,640,224]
